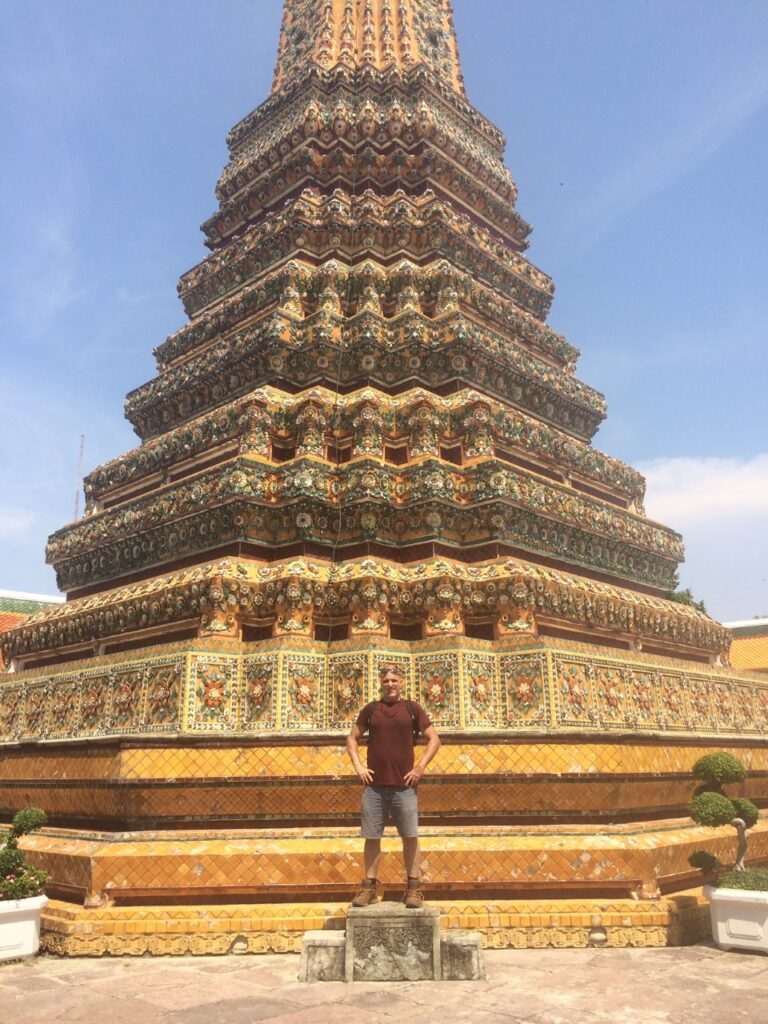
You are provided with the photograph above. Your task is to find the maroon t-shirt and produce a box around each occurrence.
[356,700,432,786]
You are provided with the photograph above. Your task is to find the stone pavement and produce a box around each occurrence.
[1,943,767,1024]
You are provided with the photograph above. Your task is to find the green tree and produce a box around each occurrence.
[666,573,707,613]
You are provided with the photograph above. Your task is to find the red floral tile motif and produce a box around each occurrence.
[733,685,756,730]
[557,662,593,725]
[416,656,458,727]
[295,677,315,706]
[81,674,110,731]
[193,661,232,728]
[23,685,48,737]
[424,672,450,708]
[596,667,627,726]
[286,661,324,729]
[711,682,735,729]
[244,664,273,722]
[111,669,143,729]
[658,674,687,729]
[756,688,768,730]
[471,674,491,707]
[464,654,498,727]
[145,663,181,728]
[330,660,364,724]
[48,681,80,738]
[686,678,712,728]
[503,657,547,726]
[0,687,23,737]
[627,670,656,726]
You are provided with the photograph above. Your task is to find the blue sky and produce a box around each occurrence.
[1,0,766,621]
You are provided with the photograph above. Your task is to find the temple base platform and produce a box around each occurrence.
[40,890,711,957]
[24,818,768,955]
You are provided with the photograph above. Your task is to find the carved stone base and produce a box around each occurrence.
[298,930,346,981]
[346,903,442,981]
[441,929,486,980]
[299,902,485,982]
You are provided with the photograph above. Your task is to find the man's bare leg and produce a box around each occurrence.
[364,838,382,879]
[402,836,420,879]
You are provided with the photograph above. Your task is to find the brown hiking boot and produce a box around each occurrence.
[351,878,378,907]
[404,879,424,909]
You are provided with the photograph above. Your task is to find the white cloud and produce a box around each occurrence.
[637,454,768,620]
[638,454,768,525]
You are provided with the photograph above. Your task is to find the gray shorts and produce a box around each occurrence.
[361,785,419,839]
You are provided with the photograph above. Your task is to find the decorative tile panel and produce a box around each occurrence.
[554,659,596,728]
[733,684,756,731]
[23,683,49,741]
[109,667,146,734]
[0,685,24,741]
[462,652,498,728]
[500,654,548,728]
[328,654,368,730]
[415,653,459,728]
[187,655,238,732]
[685,677,713,731]
[241,654,278,731]
[79,672,112,738]
[283,654,326,730]
[595,665,630,730]
[626,669,657,730]
[144,661,184,732]
[48,680,81,740]
[658,674,687,731]
[711,680,735,732]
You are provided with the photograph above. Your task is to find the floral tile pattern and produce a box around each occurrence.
[500,654,548,728]
[241,654,278,731]
[283,654,325,730]
[188,655,238,732]
[463,652,498,727]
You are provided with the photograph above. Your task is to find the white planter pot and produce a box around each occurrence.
[704,885,768,953]
[0,895,48,961]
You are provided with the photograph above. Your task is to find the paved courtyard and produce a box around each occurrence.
[0,943,766,1024]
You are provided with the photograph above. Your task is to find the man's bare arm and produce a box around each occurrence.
[403,725,441,787]
[346,723,374,784]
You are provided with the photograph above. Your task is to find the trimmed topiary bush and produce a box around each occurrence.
[692,752,746,786]
[0,808,49,901]
[714,867,768,892]
[687,752,761,876]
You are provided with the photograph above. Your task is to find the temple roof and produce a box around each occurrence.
[0,589,63,617]
[725,617,768,673]
[271,0,466,96]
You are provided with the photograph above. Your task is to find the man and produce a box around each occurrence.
[346,664,441,908]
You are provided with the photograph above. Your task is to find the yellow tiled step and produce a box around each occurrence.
[40,890,712,956]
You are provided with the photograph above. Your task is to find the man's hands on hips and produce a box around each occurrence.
[356,765,375,785]
[403,764,424,787]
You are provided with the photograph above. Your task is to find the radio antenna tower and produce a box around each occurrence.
[73,434,85,520]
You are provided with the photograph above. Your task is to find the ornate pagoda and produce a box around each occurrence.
[2,0,766,954]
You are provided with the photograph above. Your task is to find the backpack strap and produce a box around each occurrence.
[360,700,377,733]
[405,700,421,744]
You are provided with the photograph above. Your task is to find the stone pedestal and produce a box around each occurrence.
[441,929,486,980]
[346,903,441,982]
[299,902,485,982]
[298,931,346,982]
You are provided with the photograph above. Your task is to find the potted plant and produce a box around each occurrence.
[0,808,49,961]
[687,752,768,952]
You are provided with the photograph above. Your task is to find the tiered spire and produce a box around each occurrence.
[2,0,727,671]
[4,0,762,892]
[272,0,466,96]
